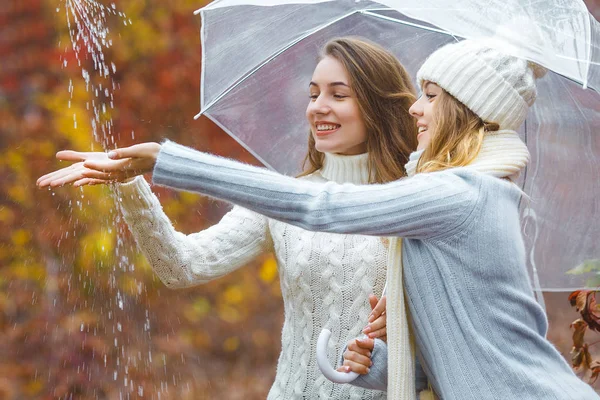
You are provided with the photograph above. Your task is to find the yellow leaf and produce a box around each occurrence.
[5,150,25,172]
[0,207,14,224]
[183,297,210,323]
[79,229,115,266]
[120,275,143,297]
[222,285,244,305]
[0,245,7,262]
[10,262,46,281]
[24,380,44,396]
[11,229,30,246]
[179,191,200,205]
[37,140,56,158]
[222,336,240,352]
[259,256,278,283]
[7,184,28,206]
[218,305,241,323]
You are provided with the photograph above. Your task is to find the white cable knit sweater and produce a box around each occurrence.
[115,152,388,400]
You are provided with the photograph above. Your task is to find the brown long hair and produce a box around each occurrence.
[298,37,418,183]
[417,89,499,174]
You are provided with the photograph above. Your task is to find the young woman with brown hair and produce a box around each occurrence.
[38,37,423,399]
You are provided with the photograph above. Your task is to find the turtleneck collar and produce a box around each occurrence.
[320,152,370,184]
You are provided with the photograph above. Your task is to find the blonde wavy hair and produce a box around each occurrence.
[417,89,499,174]
[298,37,418,183]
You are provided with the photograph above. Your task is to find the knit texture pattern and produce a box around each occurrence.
[153,140,600,400]
[116,152,387,400]
[386,237,415,400]
[416,40,544,131]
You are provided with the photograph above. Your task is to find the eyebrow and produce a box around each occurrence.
[309,81,350,88]
[423,81,438,91]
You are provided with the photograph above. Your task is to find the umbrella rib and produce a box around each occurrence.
[203,113,279,172]
[195,9,365,119]
[358,10,458,37]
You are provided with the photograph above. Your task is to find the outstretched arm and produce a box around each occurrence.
[38,150,271,289]
[152,141,480,239]
[116,177,271,288]
[39,140,479,239]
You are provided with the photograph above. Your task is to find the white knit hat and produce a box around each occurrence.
[416,40,547,130]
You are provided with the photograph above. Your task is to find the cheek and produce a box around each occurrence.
[424,102,436,123]
[343,104,366,133]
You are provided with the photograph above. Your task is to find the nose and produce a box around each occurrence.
[409,98,422,118]
[308,94,330,115]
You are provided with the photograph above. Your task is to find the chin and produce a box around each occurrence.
[314,142,339,154]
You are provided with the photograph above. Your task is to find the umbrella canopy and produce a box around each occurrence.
[193,0,600,291]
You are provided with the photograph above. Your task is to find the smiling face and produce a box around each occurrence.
[306,56,368,155]
[409,81,442,150]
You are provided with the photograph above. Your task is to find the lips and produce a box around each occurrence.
[314,122,341,137]
[417,125,428,140]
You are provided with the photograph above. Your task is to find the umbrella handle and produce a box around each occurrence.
[316,329,359,383]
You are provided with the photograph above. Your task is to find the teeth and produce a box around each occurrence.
[418,126,428,133]
[316,124,339,131]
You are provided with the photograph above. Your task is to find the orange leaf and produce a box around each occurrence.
[571,319,588,349]
[590,361,600,384]
[571,343,592,371]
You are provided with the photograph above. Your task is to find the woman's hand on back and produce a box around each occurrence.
[37,142,161,188]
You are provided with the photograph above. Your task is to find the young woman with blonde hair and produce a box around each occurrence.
[38,37,428,399]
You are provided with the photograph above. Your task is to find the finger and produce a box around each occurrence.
[49,168,91,187]
[347,340,372,357]
[369,294,379,311]
[37,165,82,186]
[82,169,117,180]
[343,349,373,369]
[342,359,370,375]
[365,314,387,333]
[38,165,84,187]
[368,295,386,323]
[108,143,160,160]
[84,158,133,173]
[55,150,91,162]
[336,365,352,373]
[73,177,111,187]
[354,338,375,351]
[366,327,387,339]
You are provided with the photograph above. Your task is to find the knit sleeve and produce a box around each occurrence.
[115,176,271,289]
[339,339,430,394]
[152,141,480,239]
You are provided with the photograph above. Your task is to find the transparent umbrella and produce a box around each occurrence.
[194,0,600,292]
[193,0,600,384]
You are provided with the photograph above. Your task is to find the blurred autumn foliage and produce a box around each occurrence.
[1,1,599,399]
[569,290,600,385]
[2,1,281,399]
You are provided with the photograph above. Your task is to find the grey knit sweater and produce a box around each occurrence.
[152,141,599,400]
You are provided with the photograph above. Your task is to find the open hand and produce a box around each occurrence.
[37,142,161,188]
